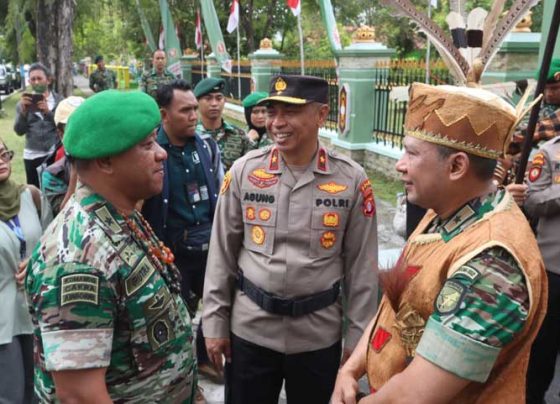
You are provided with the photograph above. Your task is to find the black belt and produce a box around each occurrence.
[236,271,341,317]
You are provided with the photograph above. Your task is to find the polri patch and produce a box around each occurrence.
[125,256,156,296]
[60,273,100,306]
[320,231,336,249]
[248,168,278,189]
[360,179,376,217]
[246,206,256,221]
[317,182,348,194]
[258,208,271,221]
[435,280,466,315]
[323,212,339,227]
[220,171,232,195]
[528,166,542,182]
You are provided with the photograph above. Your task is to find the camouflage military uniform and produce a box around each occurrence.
[26,184,196,403]
[197,120,256,171]
[141,69,175,98]
[89,68,117,93]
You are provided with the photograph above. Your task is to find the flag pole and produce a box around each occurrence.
[425,0,432,84]
[297,13,305,75]
[201,16,205,78]
[237,25,241,99]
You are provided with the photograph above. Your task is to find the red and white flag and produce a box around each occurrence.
[286,0,300,16]
[226,0,239,33]
[195,9,202,49]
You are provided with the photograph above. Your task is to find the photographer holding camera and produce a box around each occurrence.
[14,63,62,187]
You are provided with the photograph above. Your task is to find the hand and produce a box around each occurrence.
[20,94,32,114]
[247,129,260,142]
[506,183,528,207]
[15,258,29,287]
[36,99,49,114]
[205,337,231,372]
[331,368,360,404]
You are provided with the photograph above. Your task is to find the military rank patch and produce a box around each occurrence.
[320,231,336,249]
[323,212,339,227]
[125,256,156,296]
[246,206,256,221]
[94,206,122,234]
[220,171,232,195]
[258,208,271,221]
[435,280,466,315]
[371,327,392,353]
[360,179,376,217]
[248,168,278,189]
[317,182,348,194]
[60,273,100,306]
[252,225,265,245]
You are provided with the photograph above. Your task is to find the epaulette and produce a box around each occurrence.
[327,148,366,172]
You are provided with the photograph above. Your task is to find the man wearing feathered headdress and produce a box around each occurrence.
[331,1,548,402]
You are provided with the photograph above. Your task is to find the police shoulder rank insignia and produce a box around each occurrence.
[323,212,339,227]
[60,273,100,306]
[258,208,271,221]
[371,327,392,353]
[317,182,348,194]
[435,280,467,315]
[360,179,376,217]
[221,171,232,194]
[248,168,278,189]
[320,231,336,249]
[317,148,328,172]
[269,148,280,171]
[252,225,265,245]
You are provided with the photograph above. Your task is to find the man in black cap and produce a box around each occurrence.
[202,74,378,403]
[194,77,255,170]
[88,56,117,93]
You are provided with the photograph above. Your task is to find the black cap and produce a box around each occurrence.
[258,74,328,105]
[94,55,104,64]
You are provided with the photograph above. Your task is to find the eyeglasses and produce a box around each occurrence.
[0,150,14,163]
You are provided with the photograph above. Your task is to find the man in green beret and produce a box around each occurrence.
[89,56,117,93]
[242,91,273,148]
[141,49,176,98]
[194,77,256,170]
[25,90,197,403]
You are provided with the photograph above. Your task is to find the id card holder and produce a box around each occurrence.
[186,182,201,204]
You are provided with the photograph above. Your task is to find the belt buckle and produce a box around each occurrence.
[271,297,292,316]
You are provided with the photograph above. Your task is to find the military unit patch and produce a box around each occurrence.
[323,212,339,228]
[454,265,481,283]
[258,208,271,221]
[220,171,232,194]
[60,273,100,306]
[148,317,174,349]
[252,225,265,245]
[248,168,278,189]
[320,231,336,249]
[371,327,392,353]
[435,280,466,315]
[360,179,376,217]
[317,182,348,195]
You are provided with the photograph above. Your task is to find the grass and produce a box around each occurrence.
[367,170,403,206]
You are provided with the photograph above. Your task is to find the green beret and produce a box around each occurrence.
[64,90,161,159]
[242,92,268,108]
[194,77,226,98]
[546,58,560,83]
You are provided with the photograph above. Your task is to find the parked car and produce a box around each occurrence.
[0,64,12,94]
[6,65,21,90]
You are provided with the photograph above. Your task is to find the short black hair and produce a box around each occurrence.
[95,55,104,64]
[435,144,497,181]
[29,62,51,78]
[156,79,193,108]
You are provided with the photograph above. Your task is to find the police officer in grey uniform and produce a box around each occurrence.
[202,74,378,404]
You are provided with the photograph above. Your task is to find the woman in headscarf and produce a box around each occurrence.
[0,139,52,403]
[242,91,274,148]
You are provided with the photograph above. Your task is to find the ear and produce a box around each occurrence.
[160,107,168,123]
[316,104,330,127]
[94,157,114,175]
[448,152,469,181]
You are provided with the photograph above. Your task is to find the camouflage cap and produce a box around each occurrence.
[64,90,161,159]
[193,77,226,98]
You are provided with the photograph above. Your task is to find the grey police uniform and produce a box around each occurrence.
[203,144,378,354]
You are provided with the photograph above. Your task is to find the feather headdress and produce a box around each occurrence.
[381,0,540,85]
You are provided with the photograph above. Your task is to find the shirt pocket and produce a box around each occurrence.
[242,203,277,255]
[309,209,347,258]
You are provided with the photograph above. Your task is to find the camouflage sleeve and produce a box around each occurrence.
[416,246,528,382]
[140,73,148,93]
[40,170,67,215]
[27,262,117,371]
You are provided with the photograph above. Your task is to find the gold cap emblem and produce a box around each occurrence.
[274,77,287,93]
